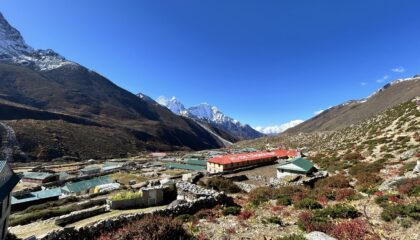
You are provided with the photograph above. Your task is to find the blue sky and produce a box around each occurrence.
[1,0,419,130]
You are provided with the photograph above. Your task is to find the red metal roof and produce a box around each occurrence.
[208,150,299,165]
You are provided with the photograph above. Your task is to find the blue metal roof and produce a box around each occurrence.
[11,187,62,205]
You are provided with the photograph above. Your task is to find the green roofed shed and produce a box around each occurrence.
[276,157,315,174]
[62,176,113,194]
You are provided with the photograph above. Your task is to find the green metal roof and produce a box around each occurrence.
[62,176,113,193]
[277,157,314,173]
[183,159,207,166]
[12,187,62,205]
[165,162,206,171]
[23,171,55,180]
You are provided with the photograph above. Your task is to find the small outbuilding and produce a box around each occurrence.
[21,172,59,184]
[276,158,317,179]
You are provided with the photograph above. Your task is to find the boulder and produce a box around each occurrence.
[400,149,416,160]
[305,231,337,240]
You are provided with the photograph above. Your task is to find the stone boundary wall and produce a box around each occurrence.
[55,206,108,226]
[40,182,229,240]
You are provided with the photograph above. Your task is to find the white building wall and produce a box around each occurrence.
[276,170,299,179]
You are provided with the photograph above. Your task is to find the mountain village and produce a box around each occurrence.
[0,4,419,240]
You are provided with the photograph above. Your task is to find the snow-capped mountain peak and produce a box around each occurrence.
[0,12,76,71]
[156,96,264,140]
[156,96,186,114]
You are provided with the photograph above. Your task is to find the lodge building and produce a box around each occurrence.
[207,150,299,173]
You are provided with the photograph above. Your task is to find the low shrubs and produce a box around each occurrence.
[248,186,307,206]
[109,191,142,201]
[315,174,350,189]
[205,177,241,194]
[98,215,190,240]
[342,152,364,161]
[262,216,283,225]
[380,201,420,222]
[317,204,359,219]
[395,177,420,196]
[335,188,356,201]
[222,206,241,216]
[354,173,383,192]
[329,218,370,240]
[294,198,322,210]
[237,210,254,220]
[298,211,372,240]
[276,195,292,206]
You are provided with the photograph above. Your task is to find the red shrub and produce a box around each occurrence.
[335,188,355,201]
[226,227,236,235]
[237,210,254,220]
[292,192,308,203]
[98,215,189,240]
[271,205,285,212]
[330,218,369,240]
[387,195,402,204]
[297,212,333,233]
[395,177,420,196]
[317,196,329,206]
[374,191,384,196]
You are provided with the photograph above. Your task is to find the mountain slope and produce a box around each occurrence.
[156,96,264,141]
[0,12,226,161]
[236,98,419,162]
[285,77,420,134]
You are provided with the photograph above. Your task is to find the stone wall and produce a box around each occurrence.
[41,182,229,240]
[55,206,108,226]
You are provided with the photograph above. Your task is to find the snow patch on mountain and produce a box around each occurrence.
[0,12,76,71]
[156,96,186,114]
[255,120,304,135]
[156,96,264,140]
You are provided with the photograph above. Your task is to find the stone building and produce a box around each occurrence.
[0,161,20,240]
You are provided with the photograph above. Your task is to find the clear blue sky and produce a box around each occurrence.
[1,0,419,128]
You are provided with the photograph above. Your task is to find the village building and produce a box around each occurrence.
[0,161,20,240]
[165,158,207,171]
[79,165,101,176]
[276,157,317,179]
[207,150,299,173]
[21,172,58,184]
[62,176,113,195]
[11,187,62,211]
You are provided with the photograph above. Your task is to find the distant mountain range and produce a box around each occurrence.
[154,96,265,141]
[0,12,229,161]
[285,76,420,134]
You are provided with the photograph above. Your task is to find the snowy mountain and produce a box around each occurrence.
[0,12,76,71]
[156,96,186,114]
[156,96,264,140]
